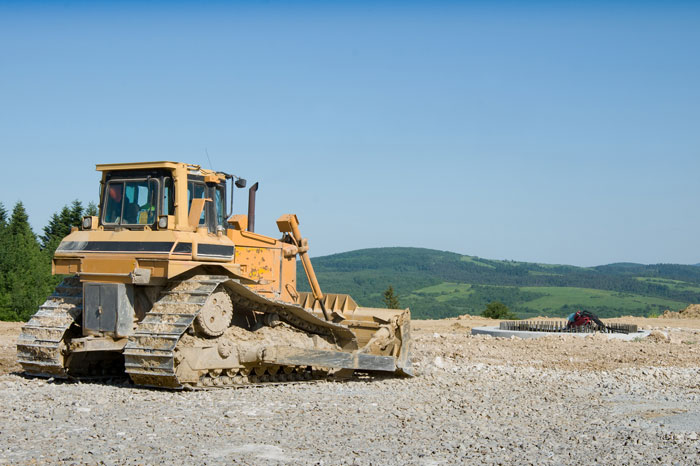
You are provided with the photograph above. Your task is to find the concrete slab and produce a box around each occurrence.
[471,326,651,341]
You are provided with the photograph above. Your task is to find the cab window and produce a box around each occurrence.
[187,181,206,226]
[163,177,174,216]
[215,186,225,227]
[103,179,158,225]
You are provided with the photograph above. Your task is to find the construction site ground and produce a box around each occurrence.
[1,316,699,465]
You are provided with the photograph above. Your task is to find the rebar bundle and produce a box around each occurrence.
[499,320,637,334]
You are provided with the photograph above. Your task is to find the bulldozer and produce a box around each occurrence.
[17,161,412,389]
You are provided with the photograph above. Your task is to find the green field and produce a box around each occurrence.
[404,282,687,319]
[410,282,474,301]
[517,286,687,318]
[634,277,700,293]
[459,256,496,268]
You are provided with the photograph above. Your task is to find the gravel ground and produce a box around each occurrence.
[1,318,699,465]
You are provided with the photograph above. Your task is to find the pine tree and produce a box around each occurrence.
[41,200,89,253]
[8,201,33,238]
[0,202,52,320]
[0,202,7,228]
[0,200,96,321]
[383,285,400,309]
[0,202,8,314]
[86,201,98,216]
[68,200,84,227]
[41,206,73,251]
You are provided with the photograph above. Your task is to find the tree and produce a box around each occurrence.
[68,200,85,227]
[86,201,98,216]
[0,202,8,313]
[481,301,517,320]
[0,202,53,320]
[41,199,91,254]
[0,202,7,228]
[383,285,400,309]
[41,205,72,250]
[0,199,97,321]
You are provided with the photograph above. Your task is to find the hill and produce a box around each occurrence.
[297,247,700,319]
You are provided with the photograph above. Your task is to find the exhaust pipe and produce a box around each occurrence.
[247,182,259,232]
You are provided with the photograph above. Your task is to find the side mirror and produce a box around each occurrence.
[235,178,247,188]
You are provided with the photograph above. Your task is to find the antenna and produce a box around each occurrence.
[205,147,214,171]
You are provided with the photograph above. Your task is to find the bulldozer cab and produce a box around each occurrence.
[97,162,230,233]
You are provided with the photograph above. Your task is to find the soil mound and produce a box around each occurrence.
[647,330,669,342]
[661,304,700,319]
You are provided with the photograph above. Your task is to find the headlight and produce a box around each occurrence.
[82,217,92,230]
[158,216,168,229]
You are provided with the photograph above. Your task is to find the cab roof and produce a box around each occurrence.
[95,161,228,182]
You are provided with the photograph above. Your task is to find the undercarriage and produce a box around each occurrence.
[17,275,412,389]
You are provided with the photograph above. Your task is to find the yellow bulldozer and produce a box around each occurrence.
[17,162,412,388]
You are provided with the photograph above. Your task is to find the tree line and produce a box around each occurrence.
[0,200,96,321]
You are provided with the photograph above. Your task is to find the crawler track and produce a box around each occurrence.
[185,366,329,390]
[123,275,358,389]
[16,276,83,378]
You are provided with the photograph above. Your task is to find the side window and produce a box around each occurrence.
[215,186,224,227]
[104,182,124,223]
[187,181,206,225]
[163,177,174,216]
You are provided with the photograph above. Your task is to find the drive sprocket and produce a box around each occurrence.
[193,288,233,338]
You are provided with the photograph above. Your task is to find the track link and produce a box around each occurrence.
[16,276,83,378]
[194,366,327,389]
[124,275,357,389]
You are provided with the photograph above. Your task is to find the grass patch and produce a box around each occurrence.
[520,286,687,312]
[459,256,496,268]
[527,271,563,277]
[635,277,700,293]
[409,283,474,303]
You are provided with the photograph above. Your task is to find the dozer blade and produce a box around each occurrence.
[297,292,413,376]
[261,346,399,372]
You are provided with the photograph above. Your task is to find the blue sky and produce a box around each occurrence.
[1,1,698,266]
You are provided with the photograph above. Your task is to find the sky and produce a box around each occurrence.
[0,1,698,266]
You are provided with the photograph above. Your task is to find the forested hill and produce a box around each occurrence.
[297,248,700,319]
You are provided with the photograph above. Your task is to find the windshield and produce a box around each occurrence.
[103,179,159,225]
